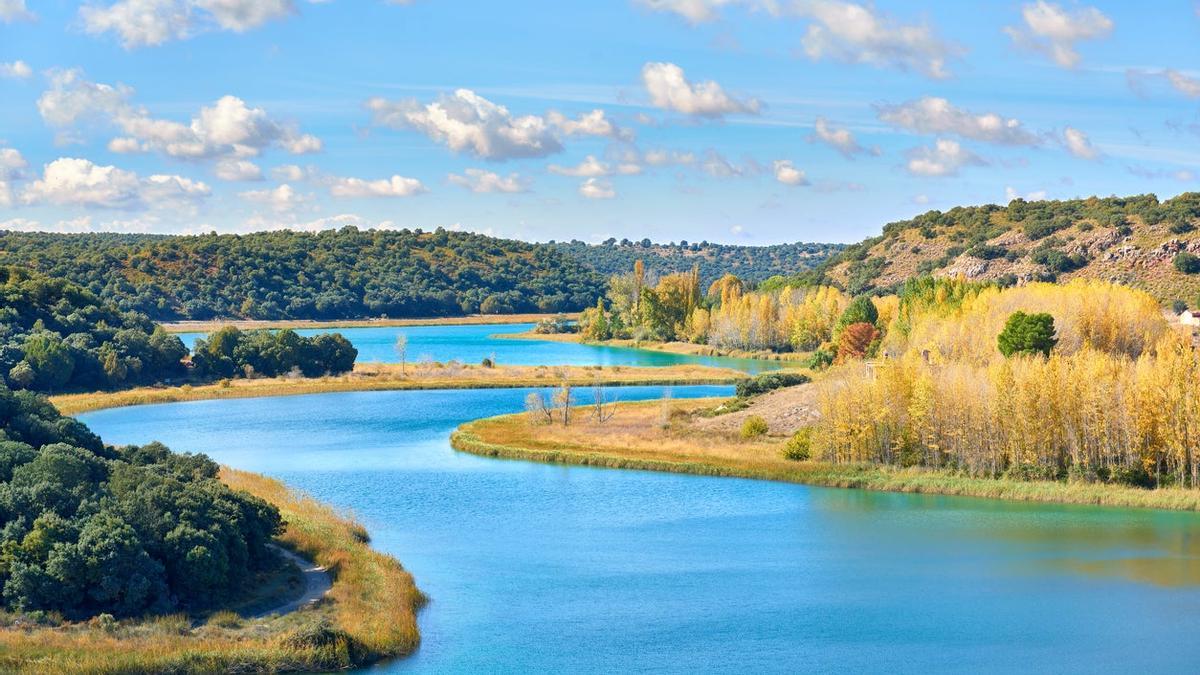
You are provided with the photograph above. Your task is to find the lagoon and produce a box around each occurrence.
[80,385,1200,673]
[175,323,785,373]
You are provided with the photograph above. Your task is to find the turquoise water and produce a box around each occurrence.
[174,323,786,373]
[80,386,1200,673]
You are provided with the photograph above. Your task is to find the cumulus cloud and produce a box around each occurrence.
[699,149,753,177]
[1061,126,1099,160]
[0,147,27,179]
[809,117,878,158]
[0,60,31,79]
[1164,70,1200,98]
[578,177,615,199]
[79,0,298,49]
[448,168,530,193]
[641,62,760,118]
[877,97,1039,146]
[905,139,985,177]
[642,148,696,166]
[0,0,34,22]
[241,183,311,212]
[1004,1,1112,69]
[38,70,322,161]
[22,157,210,209]
[634,0,775,23]
[796,0,959,79]
[1005,185,1048,202]
[327,174,426,198]
[270,164,311,181]
[547,109,632,141]
[1128,68,1200,99]
[772,160,809,186]
[366,89,564,161]
[214,158,264,181]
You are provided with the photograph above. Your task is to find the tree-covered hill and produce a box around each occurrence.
[0,384,282,619]
[0,228,604,321]
[807,192,1200,306]
[552,239,843,288]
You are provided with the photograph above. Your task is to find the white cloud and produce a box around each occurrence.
[0,182,10,208]
[579,178,615,199]
[1061,126,1099,160]
[641,62,760,118]
[1005,185,1048,202]
[0,0,34,22]
[548,155,613,177]
[699,149,748,177]
[79,0,297,48]
[0,60,32,79]
[547,109,632,141]
[448,168,530,193]
[214,158,264,181]
[796,0,959,79]
[0,147,27,179]
[634,0,774,23]
[38,70,322,161]
[270,164,310,181]
[809,116,877,157]
[643,148,696,166]
[772,160,809,186]
[327,174,427,198]
[1165,70,1200,98]
[366,89,563,161]
[905,139,985,177]
[912,194,931,205]
[877,97,1039,146]
[241,183,311,212]
[1004,1,1112,69]
[22,157,211,209]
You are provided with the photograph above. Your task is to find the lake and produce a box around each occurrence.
[80,386,1200,673]
[174,323,787,373]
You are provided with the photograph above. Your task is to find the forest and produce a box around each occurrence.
[0,267,357,395]
[0,228,604,321]
[0,383,283,618]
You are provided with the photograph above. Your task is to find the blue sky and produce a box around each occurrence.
[1,0,1199,245]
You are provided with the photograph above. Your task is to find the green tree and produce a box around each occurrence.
[1174,252,1200,274]
[997,311,1058,357]
[21,334,74,392]
[837,295,879,330]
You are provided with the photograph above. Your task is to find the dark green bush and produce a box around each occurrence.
[735,372,811,398]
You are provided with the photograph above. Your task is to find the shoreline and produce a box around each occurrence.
[160,313,577,334]
[50,363,744,415]
[496,330,811,363]
[450,402,1200,513]
[0,468,424,673]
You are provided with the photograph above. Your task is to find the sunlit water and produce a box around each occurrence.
[174,323,786,373]
[80,385,1200,673]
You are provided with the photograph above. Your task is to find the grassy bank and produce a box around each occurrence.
[0,469,424,673]
[50,363,743,415]
[498,330,811,363]
[161,312,576,333]
[451,399,1200,512]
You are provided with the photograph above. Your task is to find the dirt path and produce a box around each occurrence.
[254,546,333,618]
[691,383,820,436]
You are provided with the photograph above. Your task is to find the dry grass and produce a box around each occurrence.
[0,469,424,673]
[452,398,1200,512]
[50,362,744,415]
[160,313,577,333]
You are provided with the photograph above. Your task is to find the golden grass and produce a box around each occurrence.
[0,469,424,673]
[497,330,812,362]
[50,362,744,415]
[451,398,1200,513]
[160,312,577,333]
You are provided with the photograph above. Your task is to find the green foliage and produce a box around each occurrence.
[0,267,187,394]
[740,415,769,439]
[0,227,603,320]
[997,311,1058,357]
[0,385,282,619]
[1030,246,1087,273]
[532,315,574,334]
[804,349,834,370]
[837,295,878,330]
[782,429,812,461]
[735,372,811,398]
[1174,252,1200,274]
[191,327,357,379]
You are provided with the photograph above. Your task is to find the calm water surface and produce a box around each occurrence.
[175,323,785,373]
[79,385,1200,673]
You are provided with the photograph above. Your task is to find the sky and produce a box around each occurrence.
[1,0,1199,245]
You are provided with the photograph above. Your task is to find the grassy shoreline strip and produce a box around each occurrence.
[51,368,743,415]
[160,313,576,333]
[451,416,1200,513]
[495,330,811,363]
[0,469,424,673]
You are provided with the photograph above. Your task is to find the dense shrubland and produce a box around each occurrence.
[0,384,283,619]
[191,327,357,379]
[0,227,603,321]
[809,279,1200,488]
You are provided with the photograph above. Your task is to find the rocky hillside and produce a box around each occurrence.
[818,193,1200,306]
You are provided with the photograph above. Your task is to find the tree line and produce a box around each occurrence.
[0,384,283,618]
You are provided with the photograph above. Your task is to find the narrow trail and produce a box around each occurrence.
[254,546,333,618]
